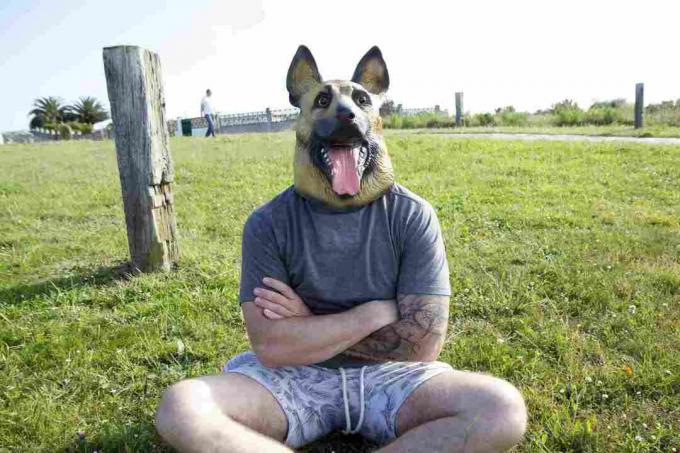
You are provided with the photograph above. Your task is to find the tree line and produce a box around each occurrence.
[29,96,109,137]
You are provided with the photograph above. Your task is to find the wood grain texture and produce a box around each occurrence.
[103,45,179,272]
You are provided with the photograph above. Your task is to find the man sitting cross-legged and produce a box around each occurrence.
[155,45,527,452]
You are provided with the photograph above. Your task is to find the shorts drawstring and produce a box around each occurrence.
[339,366,367,434]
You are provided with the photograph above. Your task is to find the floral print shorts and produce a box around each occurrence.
[223,351,452,448]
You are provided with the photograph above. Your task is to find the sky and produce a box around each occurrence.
[1,0,679,131]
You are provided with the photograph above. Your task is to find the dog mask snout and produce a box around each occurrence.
[336,104,355,122]
[313,115,363,142]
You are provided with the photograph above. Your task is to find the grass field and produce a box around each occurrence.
[1,133,679,452]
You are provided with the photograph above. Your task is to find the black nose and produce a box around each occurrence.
[336,105,355,122]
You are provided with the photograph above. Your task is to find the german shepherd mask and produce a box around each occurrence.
[287,45,394,209]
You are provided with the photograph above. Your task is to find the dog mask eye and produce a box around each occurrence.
[354,92,371,107]
[315,93,331,108]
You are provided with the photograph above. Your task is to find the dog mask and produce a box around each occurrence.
[287,45,395,209]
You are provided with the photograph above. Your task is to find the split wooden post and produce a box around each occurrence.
[455,92,464,126]
[103,45,179,272]
[634,83,644,129]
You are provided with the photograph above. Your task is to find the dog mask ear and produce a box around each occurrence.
[351,46,389,95]
[286,45,322,107]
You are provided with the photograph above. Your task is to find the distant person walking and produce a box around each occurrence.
[201,89,216,137]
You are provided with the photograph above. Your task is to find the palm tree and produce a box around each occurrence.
[70,97,109,124]
[28,96,69,129]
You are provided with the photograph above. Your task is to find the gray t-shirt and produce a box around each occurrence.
[239,184,450,312]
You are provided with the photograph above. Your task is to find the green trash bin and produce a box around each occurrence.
[181,119,192,137]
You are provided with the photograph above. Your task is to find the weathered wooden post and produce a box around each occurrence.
[103,45,179,272]
[634,83,644,129]
[455,92,464,126]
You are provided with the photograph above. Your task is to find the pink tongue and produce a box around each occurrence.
[329,146,360,196]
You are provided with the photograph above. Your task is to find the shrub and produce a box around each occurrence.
[470,112,496,127]
[551,99,585,126]
[425,114,455,128]
[645,99,680,127]
[382,114,402,129]
[43,122,74,139]
[494,106,528,126]
[425,118,440,128]
[58,123,72,139]
[383,112,454,129]
[526,113,553,127]
[499,111,528,126]
[401,115,416,129]
[646,109,680,127]
[585,99,633,126]
[68,122,93,134]
[391,115,404,129]
[554,109,584,126]
[585,106,617,125]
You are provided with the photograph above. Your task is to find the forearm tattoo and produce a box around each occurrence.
[345,294,449,362]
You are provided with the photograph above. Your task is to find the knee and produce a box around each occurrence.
[482,378,528,449]
[155,379,212,440]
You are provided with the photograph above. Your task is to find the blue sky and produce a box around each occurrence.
[1,0,679,131]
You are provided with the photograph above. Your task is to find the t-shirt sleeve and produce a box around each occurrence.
[397,201,451,296]
[238,211,289,304]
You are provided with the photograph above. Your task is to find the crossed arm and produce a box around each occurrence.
[344,293,449,362]
[243,277,449,367]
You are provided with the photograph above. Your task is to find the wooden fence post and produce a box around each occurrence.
[265,107,273,132]
[634,83,644,129]
[103,45,179,272]
[455,92,464,126]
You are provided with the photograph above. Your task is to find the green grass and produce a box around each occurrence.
[1,133,679,452]
[393,125,680,138]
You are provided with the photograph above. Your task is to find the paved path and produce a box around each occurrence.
[435,132,680,146]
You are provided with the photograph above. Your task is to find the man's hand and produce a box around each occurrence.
[253,278,399,328]
[253,277,313,319]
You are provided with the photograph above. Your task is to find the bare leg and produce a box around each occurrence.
[377,372,527,453]
[155,373,292,453]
